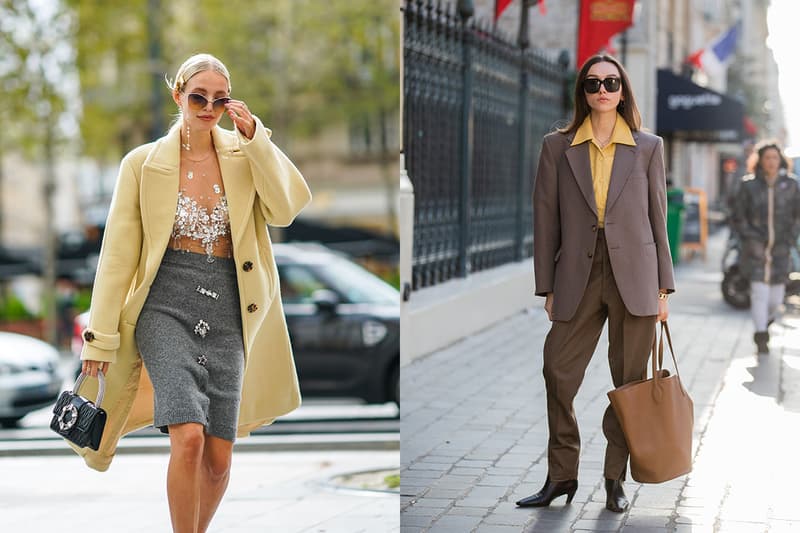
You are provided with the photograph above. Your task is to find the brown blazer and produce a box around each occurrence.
[533,130,675,321]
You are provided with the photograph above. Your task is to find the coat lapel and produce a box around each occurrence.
[604,140,637,214]
[140,125,180,267]
[212,126,255,247]
[565,141,598,215]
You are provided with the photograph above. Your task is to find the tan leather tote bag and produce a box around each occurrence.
[607,321,694,483]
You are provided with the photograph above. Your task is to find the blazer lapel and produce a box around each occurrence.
[212,126,255,248]
[605,142,637,214]
[565,142,598,215]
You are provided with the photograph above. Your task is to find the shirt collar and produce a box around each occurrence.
[571,113,636,147]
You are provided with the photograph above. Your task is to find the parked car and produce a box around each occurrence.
[0,332,63,427]
[275,243,399,405]
[73,243,400,405]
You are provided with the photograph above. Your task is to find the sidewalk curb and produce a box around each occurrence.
[0,432,400,458]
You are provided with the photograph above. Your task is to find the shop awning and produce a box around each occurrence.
[656,69,743,142]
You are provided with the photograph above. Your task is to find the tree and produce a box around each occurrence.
[0,0,74,344]
[67,0,399,157]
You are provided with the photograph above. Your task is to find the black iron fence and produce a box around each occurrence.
[403,0,571,291]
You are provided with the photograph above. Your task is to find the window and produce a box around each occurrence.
[278,265,327,304]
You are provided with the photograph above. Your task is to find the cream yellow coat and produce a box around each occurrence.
[72,118,311,471]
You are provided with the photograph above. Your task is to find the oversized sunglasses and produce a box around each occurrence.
[187,93,231,112]
[582,77,621,94]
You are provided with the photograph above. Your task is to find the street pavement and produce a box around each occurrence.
[400,228,800,532]
[1,386,400,531]
[0,449,399,532]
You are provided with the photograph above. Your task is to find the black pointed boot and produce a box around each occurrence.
[516,476,578,507]
[605,478,629,513]
[754,331,769,354]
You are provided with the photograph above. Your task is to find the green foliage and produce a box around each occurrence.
[382,267,400,289]
[0,1,73,158]
[383,474,400,489]
[64,0,400,157]
[0,294,35,321]
[73,288,92,313]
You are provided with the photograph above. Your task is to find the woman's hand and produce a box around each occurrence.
[545,293,554,321]
[657,297,669,322]
[225,99,256,140]
[81,359,109,378]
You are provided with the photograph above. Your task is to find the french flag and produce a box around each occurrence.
[686,21,740,76]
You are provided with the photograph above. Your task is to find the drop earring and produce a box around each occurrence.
[182,121,191,151]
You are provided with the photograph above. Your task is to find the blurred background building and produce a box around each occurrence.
[0,0,400,344]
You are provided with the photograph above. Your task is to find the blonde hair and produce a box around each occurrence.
[165,53,231,95]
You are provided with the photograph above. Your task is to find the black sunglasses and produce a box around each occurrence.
[582,77,621,94]
[187,93,231,112]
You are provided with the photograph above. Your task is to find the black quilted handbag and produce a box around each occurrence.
[50,370,107,450]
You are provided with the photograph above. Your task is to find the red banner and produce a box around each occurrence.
[577,0,635,67]
[496,1,546,21]
[495,0,514,20]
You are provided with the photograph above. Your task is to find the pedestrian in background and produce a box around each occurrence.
[75,53,311,532]
[731,140,800,354]
[518,54,674,513]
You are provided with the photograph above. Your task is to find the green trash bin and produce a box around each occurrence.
[666,186,685,265]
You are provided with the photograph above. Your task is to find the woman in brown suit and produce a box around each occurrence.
[516,55,674,513]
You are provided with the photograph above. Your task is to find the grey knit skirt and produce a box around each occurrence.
[135,249,244,441]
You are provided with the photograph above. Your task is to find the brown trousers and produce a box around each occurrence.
[542,230,656,481]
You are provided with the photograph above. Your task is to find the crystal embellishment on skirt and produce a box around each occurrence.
[196,285,219,300]
[194,320,210,338]
[213,184,221,194]
[187,170,194,180]
[197,354,208,366]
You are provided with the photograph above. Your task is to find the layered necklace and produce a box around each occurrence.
[182,149,222,197]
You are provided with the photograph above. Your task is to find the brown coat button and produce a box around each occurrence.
[83,330,95,342]
[247,303,258,313]
[242,261,254,272]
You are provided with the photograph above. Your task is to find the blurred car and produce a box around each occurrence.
[276,243,399,405]
[73,243,400,405]
[0,332,63,428]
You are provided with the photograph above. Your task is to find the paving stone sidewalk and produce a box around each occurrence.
[0,450,400,532]
[400,230,800,532]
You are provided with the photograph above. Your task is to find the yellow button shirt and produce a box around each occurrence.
[570,114,636,227]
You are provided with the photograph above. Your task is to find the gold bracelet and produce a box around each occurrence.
[658,292,668,300]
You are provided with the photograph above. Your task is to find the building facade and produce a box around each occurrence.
[471,0,783,209]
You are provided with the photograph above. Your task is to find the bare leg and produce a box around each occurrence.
[167,423,206,533]
[197,435,234,533]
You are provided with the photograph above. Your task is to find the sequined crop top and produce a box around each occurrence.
[169,190,232,260]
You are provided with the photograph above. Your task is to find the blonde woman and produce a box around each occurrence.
[75,53,311,532]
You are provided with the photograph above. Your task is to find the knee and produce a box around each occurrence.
[542,353,559,383]
[204,451,232,482]
[169,423,205,462]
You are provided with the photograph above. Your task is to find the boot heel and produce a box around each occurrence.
[516,477,579,507]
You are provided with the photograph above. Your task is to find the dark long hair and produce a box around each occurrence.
[753,139,789,175]
[560,54,641,135]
